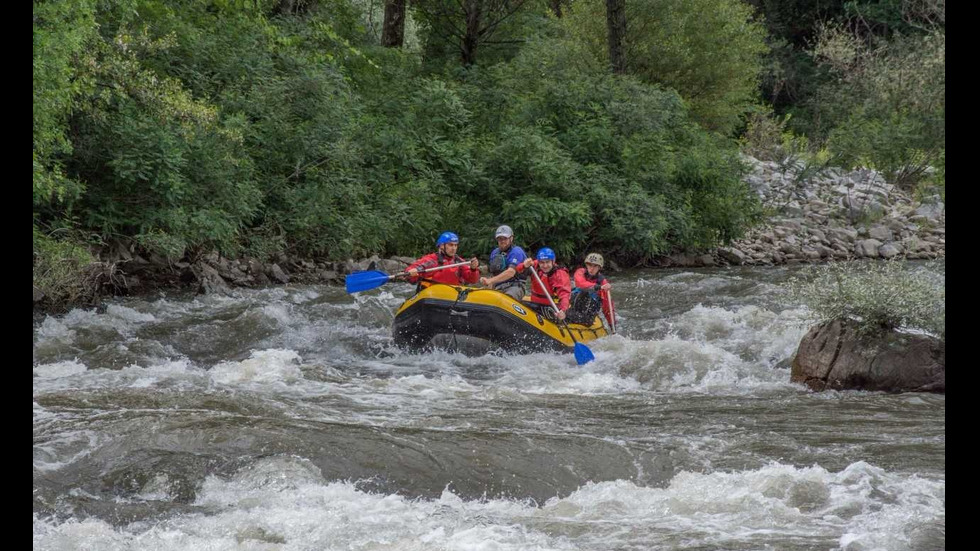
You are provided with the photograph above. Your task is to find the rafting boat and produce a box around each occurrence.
[392,283,608,353]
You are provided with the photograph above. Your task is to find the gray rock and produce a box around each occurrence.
[904,237,931,253]
[216,258,247,283]
[666,253,701,267]
[268,263,290,284]
[855,239,883,258]
[791,320,944,393]
[914,201,945,220]
[815,245,836,258]
[805,212,829,225]
[878,243,903,259]
[346,255,383,273]
[193,263,230,295]
[868,226,894,242]
[779,242,800,255]
[378,259,405,273]
[828,228,858,243]
[203,250,220,267]
[779,204,805,217]
[802,247,822,261]
[780,219,804,231]
[718,248,747,265]
[844,197,886,221]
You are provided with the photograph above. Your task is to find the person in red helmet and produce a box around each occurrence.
[406,232,480,287]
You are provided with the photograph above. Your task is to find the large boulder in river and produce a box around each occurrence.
[791,320,944,393]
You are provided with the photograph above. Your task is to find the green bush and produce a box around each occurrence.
[34,0,763,270]
[562,0,768,134]
[33,227,103,306]
[813,29,945,187]
[788,261,945,337]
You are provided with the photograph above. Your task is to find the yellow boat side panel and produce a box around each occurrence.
[394,284,608,347]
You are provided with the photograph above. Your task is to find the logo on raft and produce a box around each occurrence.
[512,304,527,315]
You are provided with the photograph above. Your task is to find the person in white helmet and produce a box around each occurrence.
[569,252,614,327]
[479,225,528,300]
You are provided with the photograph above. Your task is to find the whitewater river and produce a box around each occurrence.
[33,265,945,550]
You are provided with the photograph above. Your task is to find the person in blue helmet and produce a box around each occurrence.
[480,225,528,300]
[406,232,480,286]
[516,247,571,320]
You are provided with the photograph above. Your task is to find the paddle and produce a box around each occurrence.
[345,260,474,294]
[528,265,595,365]
[606,289,617,334]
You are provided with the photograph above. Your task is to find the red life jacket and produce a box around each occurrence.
[407,252,479,286]
[523,260,571,311]
[573,267,613,326]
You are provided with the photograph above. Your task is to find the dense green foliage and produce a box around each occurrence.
[752,0,945,187]
[34,0,763,270]
[563,0,769,135]
[33,0,943,301]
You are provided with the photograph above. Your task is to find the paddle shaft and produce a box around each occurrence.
[528,265,579,338]
[606,289,616,334]
[397,260,474,280]
[528,266,562,316]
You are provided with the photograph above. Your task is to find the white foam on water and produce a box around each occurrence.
[209,349,304,385]
[33,359,87,379]
[33,458,943,551]
[33,424,107,473]
[666,304,808,367]
[604,332,797,394]
[35,316,77,346]
[33,359,199,395]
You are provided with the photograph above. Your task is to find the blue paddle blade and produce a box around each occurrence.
[573,342,595,365]
[345,270,391,294]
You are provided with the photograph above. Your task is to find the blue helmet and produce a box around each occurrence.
[436,231,460,246]
[536,247,556,261]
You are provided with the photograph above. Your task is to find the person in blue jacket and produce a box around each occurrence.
[479,225,528,300]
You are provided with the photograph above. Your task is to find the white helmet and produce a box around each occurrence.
[584,252,604,268]
[495,225,514,238]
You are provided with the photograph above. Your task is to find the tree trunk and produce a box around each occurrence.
[461,0,483,65]
[605,0,627,74]
[549,0,564,18]
[381,0,407,48]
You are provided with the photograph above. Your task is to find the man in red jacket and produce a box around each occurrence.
[517,247,571,320]
[570,252,613,327]
[406,232,480,286]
